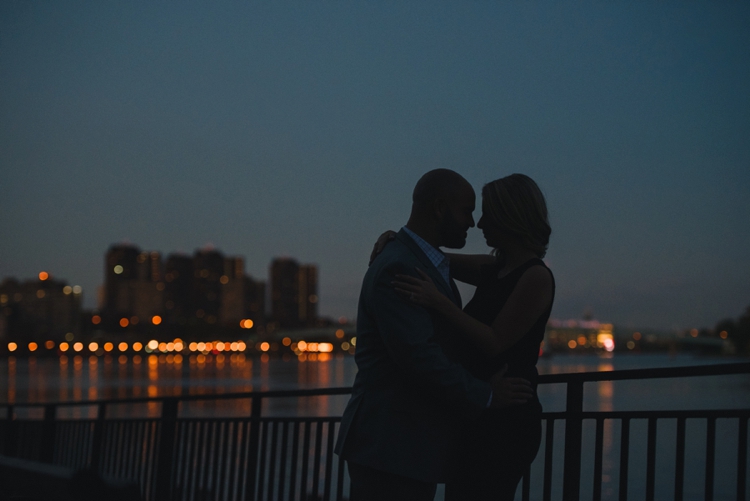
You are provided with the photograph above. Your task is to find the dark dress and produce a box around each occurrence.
[445,258,555,501]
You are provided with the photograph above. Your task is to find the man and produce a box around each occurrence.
[335,169,534,501]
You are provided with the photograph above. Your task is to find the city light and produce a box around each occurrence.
[59,342,69,352]
[240,319,254,329]
[133,342,143,351]
[147,340,158,351]
[39,271,49,281]
[63,286,72,295]
[89,342,99,352]
[73,342,83,352]
[45,340,55,349]
[8,342,17,352]
[335,329,345,339]
[28,342,38,352]
[104,342,114,352]
[152,315,162,325]
[114,265,123,274]
[118,342,128,352]
[120,318,129,328]
[260,342,270,352]
[72,286,82,294]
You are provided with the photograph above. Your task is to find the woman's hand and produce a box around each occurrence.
[369,230,397,265]
[393,268,447,310]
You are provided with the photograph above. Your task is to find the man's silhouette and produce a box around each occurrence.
[335,169,533,501]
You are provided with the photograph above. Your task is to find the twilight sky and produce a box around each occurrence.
[1,2,748,330]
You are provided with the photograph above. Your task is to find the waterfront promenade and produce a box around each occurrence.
[1,354,749,500]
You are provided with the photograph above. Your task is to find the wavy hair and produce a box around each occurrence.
[482,174,551,258]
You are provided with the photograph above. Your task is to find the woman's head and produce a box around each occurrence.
[480,174,550,258]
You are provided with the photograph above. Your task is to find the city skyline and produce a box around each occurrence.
[1,2,749,330]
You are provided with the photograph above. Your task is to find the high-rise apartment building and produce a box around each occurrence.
[270,258,318,328]
[0,274,82,341]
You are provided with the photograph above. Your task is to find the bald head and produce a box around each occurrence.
[407,169,476,249]
[412,169,472,208]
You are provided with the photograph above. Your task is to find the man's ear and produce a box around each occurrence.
[433,198,448,220]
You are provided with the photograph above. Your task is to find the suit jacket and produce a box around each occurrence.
[334,229,491,483]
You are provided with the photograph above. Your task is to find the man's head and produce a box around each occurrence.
[408,169,475,249]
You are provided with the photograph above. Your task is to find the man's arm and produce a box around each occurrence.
[369,262,531,412]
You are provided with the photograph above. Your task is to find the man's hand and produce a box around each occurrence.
[489,365,534,408]
[369,230,397,265]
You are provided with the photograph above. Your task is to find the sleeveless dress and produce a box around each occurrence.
[445,258,555,501]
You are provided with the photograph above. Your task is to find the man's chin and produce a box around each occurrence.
[444,238,467,249]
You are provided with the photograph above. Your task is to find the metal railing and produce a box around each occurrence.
[1,362,749,501]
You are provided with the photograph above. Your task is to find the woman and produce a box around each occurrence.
[382,173,554,500]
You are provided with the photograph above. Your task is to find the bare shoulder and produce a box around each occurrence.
[516,264,553,293]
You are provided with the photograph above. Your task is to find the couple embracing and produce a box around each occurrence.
[334,169,555,501]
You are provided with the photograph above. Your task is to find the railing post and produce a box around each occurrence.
[40,404,57,463]
[4,405,17,456]
[562,378,584,501]
[155,398,179,501]
[90,402,107,470]
[245,395,263,501]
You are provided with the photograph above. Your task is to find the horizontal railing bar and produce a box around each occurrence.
[543,409,750,419]
[8,409,750,425]
[0,386,354,409]
[1,362,748,410]
[537,362,750,384]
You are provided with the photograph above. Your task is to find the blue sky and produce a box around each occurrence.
[1,1,748,329]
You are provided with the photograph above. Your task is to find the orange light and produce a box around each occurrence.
[104,342,114,352]
[237,342,247,351]
[298,340,307,352]
[118,342,128,352]
[720,330,728,339]
[152,315,162,325]
[241,319,254,329]
[158,342,167,352]
[8,342,17,352]
[59,342,69,352]
[568,340,577,349]
[282,337,291,346]
[260,342,270,352]
[89,342,99,352]
[189,342,198,352]
[28,342,38,352]
[45,340,55,350]
[73,342,83,352]
[120,318,129,328]
[92,315,101,325]
[132,342,143,352]
[38,271,49,281]
[318,343,333,353]
[335,329,345,339]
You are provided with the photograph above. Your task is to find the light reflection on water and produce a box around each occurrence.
[2,353,749,417]
[1,352,748,500]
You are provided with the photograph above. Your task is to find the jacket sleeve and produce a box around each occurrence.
[367,261,491,414]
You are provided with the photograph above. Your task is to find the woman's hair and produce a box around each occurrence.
[482,173,551,258]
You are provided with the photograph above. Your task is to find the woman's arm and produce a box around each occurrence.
[444,253,496,286]
[394,266,553,357]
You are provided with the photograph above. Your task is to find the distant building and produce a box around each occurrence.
[220,256,266,327]
[270,258,318,328]
[0,273,82,341]
[101,245,267,333]
[298,265,318,326]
